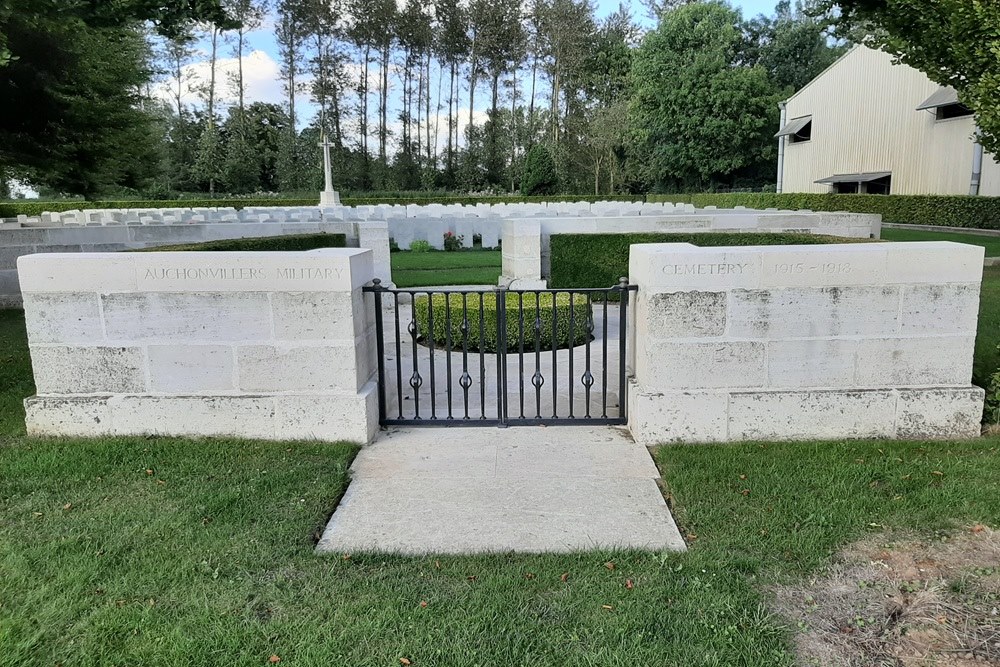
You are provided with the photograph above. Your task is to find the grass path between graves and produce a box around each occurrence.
[2,290,1000,665]
[391,249,501,287]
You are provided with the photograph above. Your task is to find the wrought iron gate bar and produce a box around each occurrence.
[364,279,637,428]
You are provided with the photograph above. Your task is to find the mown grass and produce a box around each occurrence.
[975,266,1000,386]
[1,262,1000,664]
[392,249,502,288]
[881,226,1000,256]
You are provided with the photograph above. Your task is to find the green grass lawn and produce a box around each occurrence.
[391,250,501,288]
[2,260,1000,665]
[975,266,1000,386]
[881,226,1000,256]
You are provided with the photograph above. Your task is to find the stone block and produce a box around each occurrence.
[110,395,278,439]
[886,242,984,284]
[31,345,146,394]
[759,246,888,287]
[900,283,981,335]
[766,339,858,388]
[270,290,363,341]
[102,292,272,342]
[895,387,985,439]
[273,387,378,443]
[638,291,726,338]
[22,293,103,344]
[727,286,901,338]
[637,341,766,391]
[147,345,235,393]
[855,336,974,387]
[728,389,896,440]
[627,385,728,444]
[18,253,138,293]
[24,396,114,437]
[236,343,361,392]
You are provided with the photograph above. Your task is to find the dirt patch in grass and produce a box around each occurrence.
[772,526,1000,666]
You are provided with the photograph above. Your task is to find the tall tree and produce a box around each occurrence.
[435,0,469,179]
[275,0,309,190]
[226,0,268,115]
[628,0,782,190]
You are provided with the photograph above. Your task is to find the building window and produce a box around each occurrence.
[816,172,892,195]
[789,120,812,143]
[936,103,973,121]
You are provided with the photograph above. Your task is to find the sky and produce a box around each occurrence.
[160,0,783,112]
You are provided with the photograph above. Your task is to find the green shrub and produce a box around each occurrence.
[414,292,592,353]
[549,232,868,290]
[136,233,346,253]
[410,239,431,253]
[647,193,1000,230]
[987,349,1000,425]
[520,145,559,196]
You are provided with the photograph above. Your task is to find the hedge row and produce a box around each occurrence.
[549,232,868,291]
[0,194,645,218]
[414,292,592,353]
[7,192,1000,230]
[137,232,347,253]
[647,193,1000,230]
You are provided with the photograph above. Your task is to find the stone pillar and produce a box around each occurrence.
[18,248,379,443]
[356,221,393,287]
[499,219,545,289]
[628,241,985,444]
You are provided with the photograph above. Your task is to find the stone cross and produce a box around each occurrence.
[319,132,340,206]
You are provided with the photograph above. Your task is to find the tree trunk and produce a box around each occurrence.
[360,44,370,157]
[379,41,389,161]
[468,30,477,142]
[510,67,518,192]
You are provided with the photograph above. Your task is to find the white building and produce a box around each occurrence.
[775,45,999,196]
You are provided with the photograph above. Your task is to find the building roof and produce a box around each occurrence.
[775,115,812,138]
[815,171,892,184]
[916,86,960,110]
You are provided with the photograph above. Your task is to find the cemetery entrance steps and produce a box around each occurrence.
[316,426,686,554]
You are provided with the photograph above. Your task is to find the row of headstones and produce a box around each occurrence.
[14,200,703,228]
[388,217,503,250]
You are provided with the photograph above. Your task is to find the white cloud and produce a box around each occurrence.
[152,50,311,113]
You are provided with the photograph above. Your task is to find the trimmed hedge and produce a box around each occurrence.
[549,232,869,290]
[414,292,592,353]
[0,194,646,218]
[647,193,1000,230]
[136,232,347,253]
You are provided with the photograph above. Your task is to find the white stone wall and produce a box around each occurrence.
[501,210,882,287]
[628,241,986,443]
[0,218,391,307]
[18,249,379,443]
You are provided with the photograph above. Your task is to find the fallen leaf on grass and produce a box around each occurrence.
[419,601,427,608]
[972,524,986,533]
[740,489,751,497]
[524,572,535,580]
[931,471,944,476]
[434,560,440,569]
[400,658,412,666]
[625,579,634,590]
[62,503,72,511]
[32,512,42,518]
[739,474,747,480]
[604,561,615,571]
[686,533,698,541]
[601,604,613,611]
[145,469,154,476]
[268,656,281,664]
[466,575,477,582]
[560,573,569,582]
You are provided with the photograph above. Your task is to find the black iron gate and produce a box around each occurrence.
[365,279,637,427]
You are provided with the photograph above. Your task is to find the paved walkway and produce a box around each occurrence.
[316,426,686,555]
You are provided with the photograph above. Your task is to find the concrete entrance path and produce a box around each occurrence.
[316,426,686,555]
